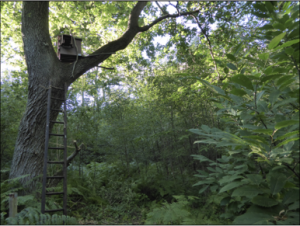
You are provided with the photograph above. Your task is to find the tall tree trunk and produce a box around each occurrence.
[9,2,71,192]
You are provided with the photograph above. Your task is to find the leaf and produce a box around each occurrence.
[191,154,214,163]
[211,85,226,95]
[282,189,300,205]
[268,32,286,50]
[275,120,299,130]
[219,181,247,193]
[252,129,273,136]
[264,66,273,75]
[288,201,300,210]
[198,185,209,194]
[252,195,279,207]
[201,124,211,133]
[253,3,267,12]
[269,89,281,106]
[274,39,300,50]
[265,1,274,13]
[244,134,269,144]
[226,54,237,61]
[270,173,287,195]
[246,174,263,185]
[219,175,245,186]
[207,167,216,172]
[232,185,264,198]
[276,137,299,148]
[261,74,284,83]
[273,22,285,31]
[193,179,215,187]
[233,205,281,224]
[276,75,294,86]
[279,78,296,90]
[230,74,254,90]
[256,90,265,102]
[280,157,294,164]
[273,98,297,110]
[258,53,269,61]
[284,47,294,55]
[17,195,35,205]
[224,67,229,74]
[230,88,247,96]
[220,196,231,206]
[259,24,274,30]
[227,63,238,70]
[275,130,299,141]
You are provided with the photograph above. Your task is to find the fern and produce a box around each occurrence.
[5,207,78,225]
[145,195,192,224]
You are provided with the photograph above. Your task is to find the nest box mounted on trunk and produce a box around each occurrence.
[57,35,82,62]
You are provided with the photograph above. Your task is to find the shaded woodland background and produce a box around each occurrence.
[1,1,299,224]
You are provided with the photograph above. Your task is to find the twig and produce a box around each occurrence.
[97,65,115,70]
[169,1,180,15]
[155,1,166,14]
[191,14,221,80]
[283,163,300,179]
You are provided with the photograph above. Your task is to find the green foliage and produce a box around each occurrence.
[0,173,77,225]
[1,1,299,224]
[190,3,299,223]
[5,207,78,225]
[1,171,30,212]
[145,196,191,224]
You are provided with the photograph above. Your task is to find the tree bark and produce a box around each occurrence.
[9,1,200,191]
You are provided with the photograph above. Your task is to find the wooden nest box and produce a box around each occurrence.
[57,35,82,62]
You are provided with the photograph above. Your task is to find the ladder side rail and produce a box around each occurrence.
[63,82,68,216]
[41,80,52,214]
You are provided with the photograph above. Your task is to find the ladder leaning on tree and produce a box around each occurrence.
[41,80,68,216]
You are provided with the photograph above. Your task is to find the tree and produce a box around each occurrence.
[8,1,203,191]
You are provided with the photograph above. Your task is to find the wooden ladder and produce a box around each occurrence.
[41,80,68,216]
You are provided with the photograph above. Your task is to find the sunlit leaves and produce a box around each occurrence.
[273,39,300,51]
[268,32,286,50]
[258,53,269,61]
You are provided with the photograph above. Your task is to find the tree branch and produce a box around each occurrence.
[48,140,83,187]
[191,15,221,80]
[72,2,148,80]
[139,9,200,32]
[72,2,200,81]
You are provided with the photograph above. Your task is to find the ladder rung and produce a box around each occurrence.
[47,161,64,164]
[47,176,64,179]
[51,97,65,101]
[50,121,64,124]
[46,192,64,195]
[49,133,64,136]
[44,208,64,213]
[51,109,63,112]
[48,147,65,150]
